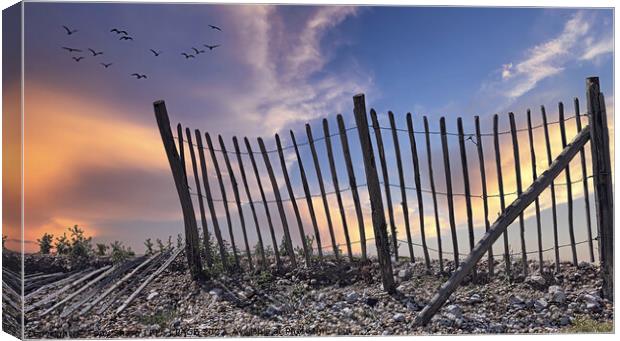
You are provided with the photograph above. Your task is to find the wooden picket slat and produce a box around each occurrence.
[493,114,511,279]
[508,112,528,276]
[307,124,340,260]
[337,114,367,260]
[440,117,459,267]
[205,132,240,268]
[526,110,544,271]
[195,130,228,269]
[177,124,187,178]
[275,134,311,265]
[353,94,395,293]
[573,98,595,262]
[389,111,414,261]
[185,128,213,267]
[290,130,324,260]
[219,135,253,269]
[474,116,493,276]
[244,137,282,269]
[161,119,202,280]
[233,137,267,269]
[258,137,297,268]
[457,118,476,280]
[406,113,431,269]
[323,119,353,261]
[423,116,444,272]
[558,103,578,266]
[370,110,399,261]
[541,106,561,272]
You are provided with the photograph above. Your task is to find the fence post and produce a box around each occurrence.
[153,101,204,281]
[586,76,613,301]
[352,94,395,293]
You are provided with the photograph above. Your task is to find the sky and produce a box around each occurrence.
[3,3,614,262]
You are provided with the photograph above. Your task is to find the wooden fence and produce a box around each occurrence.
[155,76,613,320]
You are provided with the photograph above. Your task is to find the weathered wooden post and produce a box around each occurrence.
[153,101,204,281]
[353,94,395,293]
[586,77,613,301]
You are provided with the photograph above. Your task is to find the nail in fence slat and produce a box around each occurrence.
[573,98,595,262]
[457,118,476,280]
[587,77,613,300]
[323,119,353,261]
[233,137,267,269]
[219,135,253,269]
[558,103,578,266]
[353,94,395,293]
[406,114,431,268]
[244,137,282,269]
[423,116,443,272]
[290,130,324,260]
[493,114,511,279]
[370,110,398,261]
[258,137,297,268]
[415,125,591,326]
[474,116,493,276]
[440,117,459,267]
[153,103,203,280]
[526,110,544,271]
[508,112,528,275]
[275,134,311,266]
[541,106,561,272]
[205,133,240,268]
[195,130,229,269]
[307,124,339,260]
[185,128,213,267]
[337,115,367,260]
[389,111,414,261]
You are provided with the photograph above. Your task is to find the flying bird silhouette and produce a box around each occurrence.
[119,36,134,41]
[62,46,82,53]
[149,49,162,56]
[110,28,129,35]
[131,73,147,79]
[88,48,104,56]
[100,62,113,68]
[181,52,195,59]
[208,25,222,31]
[191,47,205,54]
[204,44,220,50]
[62,25,78,35]
[72,56,85,62]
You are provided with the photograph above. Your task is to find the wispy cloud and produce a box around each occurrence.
[486,11,612,102]
[580,35,613,61]
[192,5,372,138]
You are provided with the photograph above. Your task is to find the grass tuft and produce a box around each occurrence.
[566,316,613,333]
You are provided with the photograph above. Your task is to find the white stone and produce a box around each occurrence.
[345,291,359,303]
[393,313,406,322]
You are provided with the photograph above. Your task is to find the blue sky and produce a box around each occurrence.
[11,3,613,260]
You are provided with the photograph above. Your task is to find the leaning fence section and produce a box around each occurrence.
[154,77,612,305]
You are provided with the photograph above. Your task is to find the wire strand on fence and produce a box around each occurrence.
[187,174,594,205]
[174,112,588,156]
[174,126,359,155]
[313,236,598,259]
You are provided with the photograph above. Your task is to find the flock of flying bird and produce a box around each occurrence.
[60,24,222,79]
